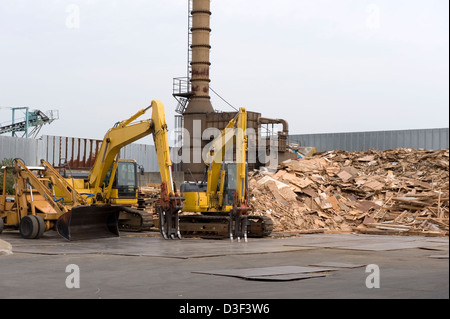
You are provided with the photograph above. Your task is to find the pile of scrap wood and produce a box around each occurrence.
[249,148,449,237]
[137,184,161,212]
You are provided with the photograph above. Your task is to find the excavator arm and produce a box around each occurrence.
[205,108,248,203]
[205,110,240,208]
[235,108,248,207]
[204,107,250,241]
[88,105,154,200]
[152,102,175,194]
[230,108,249,241]
[151,101,184,239]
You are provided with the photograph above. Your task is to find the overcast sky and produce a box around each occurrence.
[0,0,448,145]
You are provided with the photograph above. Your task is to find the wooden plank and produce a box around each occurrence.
[392,197,430,206]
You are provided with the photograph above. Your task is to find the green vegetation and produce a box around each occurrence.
[0,158,14,194]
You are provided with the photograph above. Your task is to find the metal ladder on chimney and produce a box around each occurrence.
[187,0,193,80]
[173,78,192,114]
[172,0,194,115]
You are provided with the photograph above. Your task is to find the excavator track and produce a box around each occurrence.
[118,207,154,232]
[248,215,274,238]
[179,214,273,239]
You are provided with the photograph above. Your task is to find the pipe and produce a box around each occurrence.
[259,117,289,134]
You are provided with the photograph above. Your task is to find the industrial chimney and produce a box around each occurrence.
[174,0,297,181]
[184,0,214,114]
[176,0,215,181]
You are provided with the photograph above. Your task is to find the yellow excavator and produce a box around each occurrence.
[179,108,273,241]
[0,100,183,241]
[55,100,184,240]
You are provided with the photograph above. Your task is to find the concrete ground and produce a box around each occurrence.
[0,230,448,300]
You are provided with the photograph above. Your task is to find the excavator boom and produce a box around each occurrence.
[88,105,154,195]
[151,102,184,239]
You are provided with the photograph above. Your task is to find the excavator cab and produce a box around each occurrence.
[222,163,248,207]
[104,160,139,205]
[115,160,139,199]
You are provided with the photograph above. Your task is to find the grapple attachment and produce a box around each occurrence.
[57,205,121,241]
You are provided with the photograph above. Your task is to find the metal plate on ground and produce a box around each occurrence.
[308,262,367,269]
[3,231,313,259]
[192,266,335,281]
[419,246,449,251]
[245,273,326,281]
[429,254,449,259]
[282,234,449,251]
[333,241,448,251]
[423,238,449,244]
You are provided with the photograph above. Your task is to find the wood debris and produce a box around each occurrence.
[137,184,161,212]
[249,148,449,237]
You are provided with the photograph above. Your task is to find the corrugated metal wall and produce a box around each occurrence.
[0,135,162,172]
[0,136,40,166]
[119,143,160,172]
[289,128,449,152]
[41,135,102,169]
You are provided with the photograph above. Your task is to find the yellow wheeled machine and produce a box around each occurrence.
[0,158,120,240]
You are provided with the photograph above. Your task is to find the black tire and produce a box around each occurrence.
[19,215,39,239]
[0,218,4,234]
[34,215,46,239]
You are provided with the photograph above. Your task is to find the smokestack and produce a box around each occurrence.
[177,0,296,181]
[184,0,214,114]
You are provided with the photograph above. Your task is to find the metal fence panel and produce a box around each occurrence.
[120,143,160,173]
[1,135,162,172]
[0,136,39,165]
[289,128,449,152]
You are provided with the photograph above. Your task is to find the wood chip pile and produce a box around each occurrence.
[249,148,449,237]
